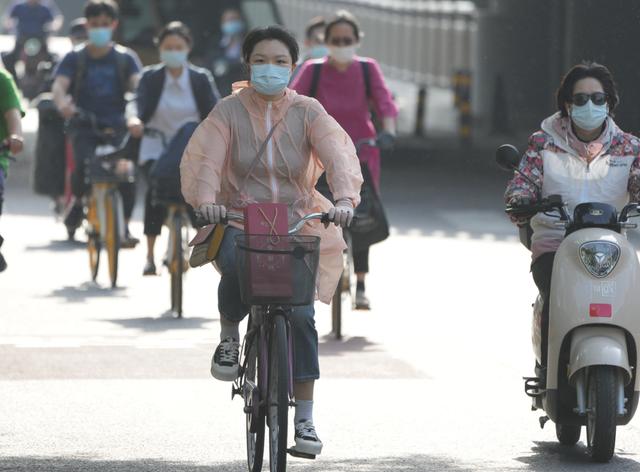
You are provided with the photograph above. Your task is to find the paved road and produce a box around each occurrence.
[2,151,640,471]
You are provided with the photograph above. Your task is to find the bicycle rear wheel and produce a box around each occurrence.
[331,283,342,340]
[105,190,120,288]
[268,314,290,472]
[244,323,265,472]
[88,233,101,281]
[332,230,354,339]
[170,213,184,317]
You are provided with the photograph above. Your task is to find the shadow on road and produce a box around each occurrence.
[103,316,214,332]
[319,335,381,356]
[25,240,86,252]
[514,440,640,470]
[46,282,128,303]
[0,454,475,471]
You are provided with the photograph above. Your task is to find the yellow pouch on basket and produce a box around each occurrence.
[188,224,226,268]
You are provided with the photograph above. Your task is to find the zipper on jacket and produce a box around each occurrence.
[265,102,278,202]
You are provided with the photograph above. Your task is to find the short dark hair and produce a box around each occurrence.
[305,16,326,41]
[242,26,299,64]
[556,62,619,117]
[84,0,119,20]
[156,21,193,47]
[325,10,362,42]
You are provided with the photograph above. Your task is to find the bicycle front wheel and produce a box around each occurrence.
[245,322,265,472]
[88,233,101,282]
[104,190,121,288]
[268,314,290,472]
[170,213,184,317]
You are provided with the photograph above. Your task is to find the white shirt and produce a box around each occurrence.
[139,67,200,164]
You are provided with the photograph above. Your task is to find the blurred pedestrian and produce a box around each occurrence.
[32,17,88,215]
[290,10,398,310]
[291,16,327,81]
[210,8,246,96]
[127,21,220,275]
[68,17,88,47]
[52,0,142,244]
[0,64,24,272]
[301,16,328,62]
[2,0,63,82]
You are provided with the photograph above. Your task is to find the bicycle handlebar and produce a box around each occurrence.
[354,137,378,153]
[196,211,332,235]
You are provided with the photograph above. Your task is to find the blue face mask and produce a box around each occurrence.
[250,64,291,96]
[160,50,188,69]
[308,45,329,59]
[88,27,112,47]
[571,101,609,131]
[221,19,244,36]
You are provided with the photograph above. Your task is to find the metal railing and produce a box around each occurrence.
[276,0,477,87]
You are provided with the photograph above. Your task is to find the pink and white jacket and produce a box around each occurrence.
[505,112,640,261]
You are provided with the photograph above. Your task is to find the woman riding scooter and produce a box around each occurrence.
[505,62,640,377]
[503,62,640,462]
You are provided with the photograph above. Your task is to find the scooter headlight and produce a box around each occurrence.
[579,241,620,278]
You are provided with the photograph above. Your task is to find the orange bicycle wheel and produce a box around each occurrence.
[87,197,101,282]
[104,190,120,288]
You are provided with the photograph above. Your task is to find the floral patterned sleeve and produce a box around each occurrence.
[628,156,640,203]
[504,132,546,205]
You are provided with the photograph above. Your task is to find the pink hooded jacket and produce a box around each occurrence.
[180,83,364,303]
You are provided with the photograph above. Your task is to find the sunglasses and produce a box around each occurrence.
[572,92,608,106]
[328,37,355,46]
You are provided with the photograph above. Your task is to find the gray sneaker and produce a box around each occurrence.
[294,420,323,456]
[211,337,240,381]
[355,288,370,310]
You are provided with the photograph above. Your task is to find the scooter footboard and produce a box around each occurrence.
[567,327,632,386]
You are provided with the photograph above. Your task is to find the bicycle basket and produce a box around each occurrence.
[234,234,320,306]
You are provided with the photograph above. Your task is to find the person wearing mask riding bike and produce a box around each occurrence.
[180,25,363,455]
[504,62,640,377]
[52,0,142,245]
[128,21,220,275]
[290,9,398,310]
[0,62,24,273]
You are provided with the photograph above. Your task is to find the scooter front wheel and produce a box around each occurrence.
[586,366,617,462]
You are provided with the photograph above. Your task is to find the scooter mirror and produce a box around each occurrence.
[496,144,521,171]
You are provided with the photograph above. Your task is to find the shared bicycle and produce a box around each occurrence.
[221,211,329,472]
[144,127,192,317]
[67,111,134,288]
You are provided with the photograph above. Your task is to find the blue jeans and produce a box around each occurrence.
[216,227,320,382]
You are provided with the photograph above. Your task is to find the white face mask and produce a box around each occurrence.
[329,45,357,64]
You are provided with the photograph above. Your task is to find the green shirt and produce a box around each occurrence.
[0,69,24,174]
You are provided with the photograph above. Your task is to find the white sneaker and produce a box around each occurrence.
[211,337,240,381]
[294,420,323,455]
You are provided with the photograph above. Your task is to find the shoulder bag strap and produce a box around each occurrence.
[241,117,283,190]
[309,62,322,98]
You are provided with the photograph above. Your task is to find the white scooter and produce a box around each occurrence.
[497,144,640,462]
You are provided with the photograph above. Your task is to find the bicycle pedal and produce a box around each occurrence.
[287,448,316,460]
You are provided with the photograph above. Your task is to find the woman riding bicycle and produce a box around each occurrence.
[128,21,219,276]
[290,10,398,309]
[504,62,640,376]
[180,26,363,455]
